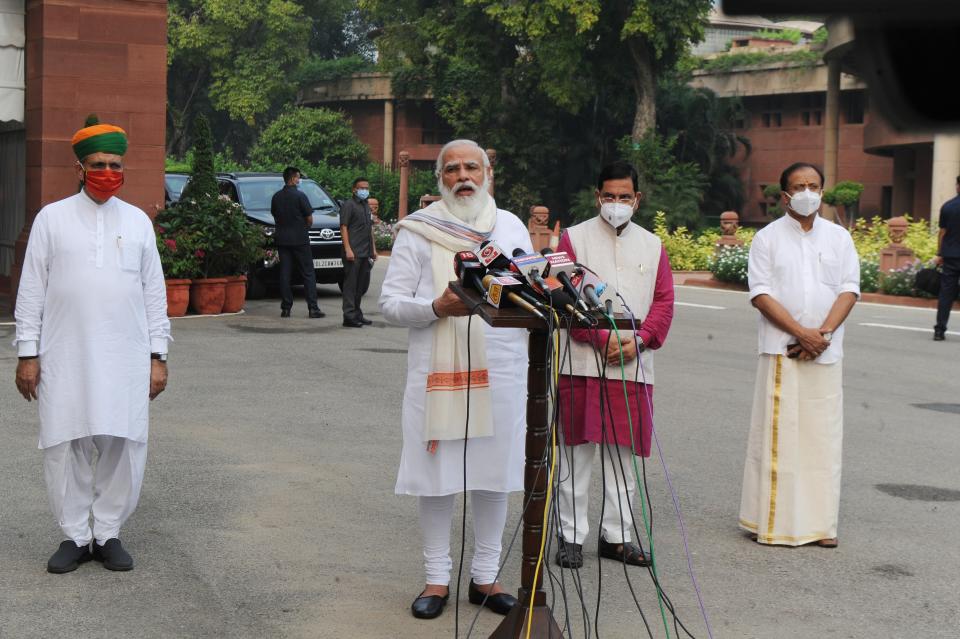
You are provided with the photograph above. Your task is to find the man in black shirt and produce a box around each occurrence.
[934,177,960,340]
[271,166,324,318]
[339,177,377,328]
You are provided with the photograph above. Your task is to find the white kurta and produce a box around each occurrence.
[380,209,531,496]
[14,191,170,449]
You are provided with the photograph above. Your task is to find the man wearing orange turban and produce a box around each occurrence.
[14,116,171,574]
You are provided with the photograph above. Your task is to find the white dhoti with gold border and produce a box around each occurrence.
[739,354,843,546]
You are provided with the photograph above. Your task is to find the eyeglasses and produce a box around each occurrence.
[599,194,639,204]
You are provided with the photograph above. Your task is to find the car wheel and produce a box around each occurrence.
[246,273,268,299]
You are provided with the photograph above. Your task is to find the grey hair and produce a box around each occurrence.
[434,139,490,177]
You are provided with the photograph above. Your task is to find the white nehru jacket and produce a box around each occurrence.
[14,191,170,448]
[564,217,662,383]
[747,213,860,364]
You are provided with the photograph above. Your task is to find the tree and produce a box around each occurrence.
[179,114,218,201]
[249,107,369,168]
[822,180,864,228]
[468,0,713,141]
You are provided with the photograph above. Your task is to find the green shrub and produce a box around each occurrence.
[753,28,803,44]
[860,258,879,293]
[250,107,369,168]
[851,215,938,263]
[711,244,750,285]
[293,55,375,84]
[812,27,828,45]
[697,50,821,73]
[880,261,928,297]
[373,221,394,251]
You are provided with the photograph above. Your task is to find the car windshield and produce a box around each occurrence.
[166,175,188,199]
[236,178,335,211]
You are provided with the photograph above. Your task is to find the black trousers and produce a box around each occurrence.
[278,244,319,312]
[935,257,960,332]
[341,257,371,321]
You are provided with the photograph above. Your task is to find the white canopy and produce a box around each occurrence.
[0,0,25,125]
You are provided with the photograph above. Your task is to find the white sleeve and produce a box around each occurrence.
[838,232,861,298]
[13,211,51,355]
[747,231,773,300]
[378,229,439,329]
[140,218,171,352]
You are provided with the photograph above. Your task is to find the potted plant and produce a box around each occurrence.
[155,223,201,317]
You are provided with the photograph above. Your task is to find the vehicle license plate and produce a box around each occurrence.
[314,258,343,268]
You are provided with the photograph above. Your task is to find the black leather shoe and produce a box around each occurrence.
[280,309,291,318]
[309,309,326,318]
[555,537,583,569]
[468,580,517,616]
[47,540,92,574]
[359,317,373,325]
[934,330,946,341]
[411,591,449,619]
[92,538,134,571]
[598,536,650,567]
[342,320,364,328]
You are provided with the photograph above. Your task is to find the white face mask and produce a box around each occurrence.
[599,202,634,228]
[788,189,822,217]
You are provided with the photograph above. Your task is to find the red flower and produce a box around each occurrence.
[164,239,177,251]
[157,225,167,234]
[195,249,205,258]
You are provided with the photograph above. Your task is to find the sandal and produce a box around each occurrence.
[816,537,838,548]
[555,537,583,569]
[598,536,651,566]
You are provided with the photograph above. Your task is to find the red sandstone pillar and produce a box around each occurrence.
[13,0,168,307]
[486,147,496,196]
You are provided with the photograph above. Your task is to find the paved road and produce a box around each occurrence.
[1,262,958,638]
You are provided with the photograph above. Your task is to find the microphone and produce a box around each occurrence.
[481,274,546,321]
[546,287,594,325]
[571,268,607,310]
[539,248,588,311]
[486,269,551,314]
[453,250,487,294]
[510,249,552,291]
[477,240,516,272]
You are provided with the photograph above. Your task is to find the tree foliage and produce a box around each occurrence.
[249,107,369,168]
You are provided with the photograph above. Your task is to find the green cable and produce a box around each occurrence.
[605,313,671,639]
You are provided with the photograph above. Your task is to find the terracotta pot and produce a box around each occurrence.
[222,274,248,313]
[189,278,228,315]
[165,279,191,317]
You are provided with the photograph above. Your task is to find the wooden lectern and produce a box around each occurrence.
[450,283,638,639]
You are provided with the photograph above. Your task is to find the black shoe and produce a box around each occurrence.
[555,537,583,569]
[342,319,364,328]
[309,309,326,318]
[359,317,373,325]
[92,538,134,571]
[934,330,946,341]
[598,536,651,567]
[280,309,291,318]
[468,580,517,616]
[411,591,449,619]
[47,540,92,574]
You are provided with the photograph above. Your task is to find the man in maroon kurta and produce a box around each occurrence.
[554,161,675,569]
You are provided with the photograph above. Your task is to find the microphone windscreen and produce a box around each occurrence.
[539,247,553,256]
[512,247,526,257]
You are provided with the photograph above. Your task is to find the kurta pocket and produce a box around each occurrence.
[119,239,142,272]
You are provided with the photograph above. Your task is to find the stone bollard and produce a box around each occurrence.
[715,211,745,255]
[528,205,551,253]
[879,216,917,273]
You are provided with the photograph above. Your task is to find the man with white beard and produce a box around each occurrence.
[379,140,531,620]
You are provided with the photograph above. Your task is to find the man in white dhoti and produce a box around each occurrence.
[738,162,859,548]
[14,116,170,573]
[379,140,530,620]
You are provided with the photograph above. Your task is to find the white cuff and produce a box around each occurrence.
[150,337,168,354]
[17,340,39,357]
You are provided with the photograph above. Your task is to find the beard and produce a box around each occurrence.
[438,176,490,225]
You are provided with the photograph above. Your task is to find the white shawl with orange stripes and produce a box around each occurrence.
[395,197,497,448]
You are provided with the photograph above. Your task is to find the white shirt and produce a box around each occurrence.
[748,213,860,364]
[379,209,531,496]
[14,191,170,448]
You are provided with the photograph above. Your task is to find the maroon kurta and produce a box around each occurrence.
[557,233,675,454]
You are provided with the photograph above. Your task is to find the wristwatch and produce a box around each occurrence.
[822,331,833,342]
[636,335,646,352]
[151,352,168,362]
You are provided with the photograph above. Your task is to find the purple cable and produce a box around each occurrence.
[619,294,715,639]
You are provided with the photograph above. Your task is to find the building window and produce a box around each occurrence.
[421,108,454,145]
[844,92,866,124]
[882,185,893,218]
[801,111,823,126]
[761,112,781,128]
[814,111,822,125]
